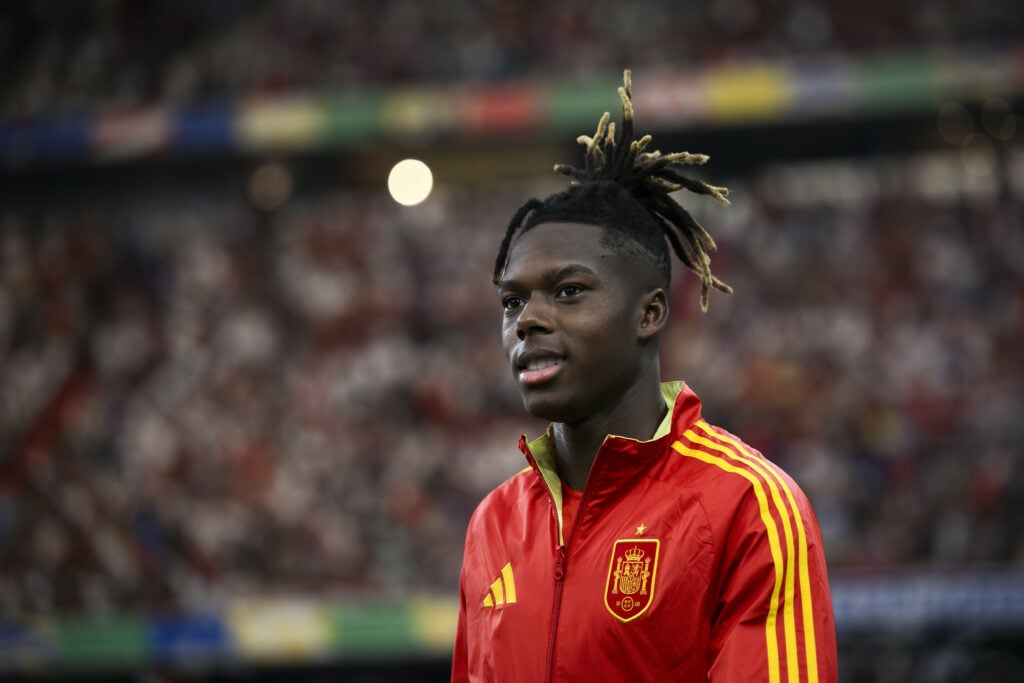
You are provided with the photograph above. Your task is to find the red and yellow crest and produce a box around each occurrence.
[604,538,660,622]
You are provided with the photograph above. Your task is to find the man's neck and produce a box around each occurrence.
[551,377,667,491]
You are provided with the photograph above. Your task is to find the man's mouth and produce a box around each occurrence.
[518,358,564,386]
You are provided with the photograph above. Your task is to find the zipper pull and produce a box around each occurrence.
[554,545,567,581]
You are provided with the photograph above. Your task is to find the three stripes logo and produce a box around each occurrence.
[482,562,517,608]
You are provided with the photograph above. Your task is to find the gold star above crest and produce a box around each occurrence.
[636,523,647,535]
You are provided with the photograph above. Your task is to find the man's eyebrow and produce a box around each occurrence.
[551,264,598,279]
[496,264,598,291]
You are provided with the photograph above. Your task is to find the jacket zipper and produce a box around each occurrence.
[544,475,595,683]
[544,542,567,683]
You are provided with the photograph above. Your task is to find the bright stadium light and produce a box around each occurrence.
[387,158,433,206]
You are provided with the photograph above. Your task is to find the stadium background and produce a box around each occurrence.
[1,1,1023,681]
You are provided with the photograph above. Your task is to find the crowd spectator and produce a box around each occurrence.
[2,0,1022,118]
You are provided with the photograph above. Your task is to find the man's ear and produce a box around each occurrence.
[638,288,669,343]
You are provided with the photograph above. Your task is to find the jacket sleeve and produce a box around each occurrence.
[708,475,838,683]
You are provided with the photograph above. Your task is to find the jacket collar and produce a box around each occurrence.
[518,381,704,538]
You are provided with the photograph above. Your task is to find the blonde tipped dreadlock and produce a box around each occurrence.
[494,69,733,311]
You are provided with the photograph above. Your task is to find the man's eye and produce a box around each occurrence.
[502,296,524,311]
[558,284,583,298]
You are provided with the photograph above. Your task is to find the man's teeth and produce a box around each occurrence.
[526,359,560,371]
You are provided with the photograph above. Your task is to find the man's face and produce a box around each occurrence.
[497,222,652,424]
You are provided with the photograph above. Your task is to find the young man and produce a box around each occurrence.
[452,71,837,682]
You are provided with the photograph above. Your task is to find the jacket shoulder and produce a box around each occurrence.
[467,467,541,528]
[668,419,816,517]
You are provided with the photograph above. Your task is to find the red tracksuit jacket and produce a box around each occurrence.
[452,382,837,682]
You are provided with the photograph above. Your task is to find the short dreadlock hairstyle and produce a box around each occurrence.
[493,70,733,311]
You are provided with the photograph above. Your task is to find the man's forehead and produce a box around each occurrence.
[499,226,654,294]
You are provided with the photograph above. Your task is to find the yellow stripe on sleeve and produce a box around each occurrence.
[695,421,820,683]
[685,428,799,683]
[671,441,784,683]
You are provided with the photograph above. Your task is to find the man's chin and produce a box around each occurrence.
[521,392,579,424]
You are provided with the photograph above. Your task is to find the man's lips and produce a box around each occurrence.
[514,350,566,386]
[518,358,564,386]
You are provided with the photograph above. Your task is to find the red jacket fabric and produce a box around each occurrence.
[452,382,837,682]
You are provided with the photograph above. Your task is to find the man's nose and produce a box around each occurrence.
[516,298,553,340]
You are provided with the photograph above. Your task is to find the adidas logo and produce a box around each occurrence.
[482,562,517,608]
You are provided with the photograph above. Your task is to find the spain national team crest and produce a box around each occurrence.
[604,538,660,622]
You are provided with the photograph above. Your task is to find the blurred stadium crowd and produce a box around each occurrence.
[2,148,1022,617]
[3,0,1022,118]
[1,0,1023,630]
